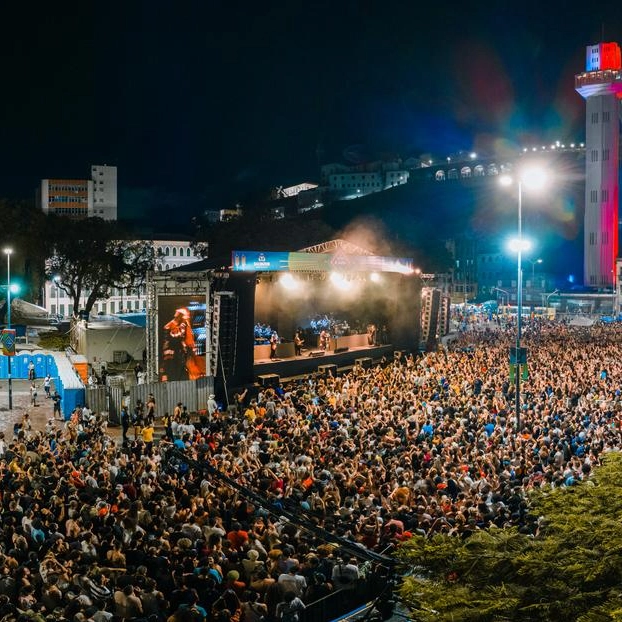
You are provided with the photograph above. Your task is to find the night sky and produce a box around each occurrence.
[1,1,621,218]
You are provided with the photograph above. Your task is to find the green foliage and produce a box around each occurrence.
[396,453,622,621]
[37,331,70,351]
[45,217,155,318]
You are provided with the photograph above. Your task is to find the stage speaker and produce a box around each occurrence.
[212,292,238,377]
[334,346,349,354]
[258,373,280,388]
[318,364,337,376]
[309,350,324,358]
[355,357,373,369]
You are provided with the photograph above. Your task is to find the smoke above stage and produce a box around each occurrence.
[253,270,411,347]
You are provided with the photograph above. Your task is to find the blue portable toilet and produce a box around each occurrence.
[33,353,47,379]
[0,356,7,379]
[46,355,57,375]
[16,354,31,379]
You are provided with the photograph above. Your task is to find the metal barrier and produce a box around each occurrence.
[85,377,216,422]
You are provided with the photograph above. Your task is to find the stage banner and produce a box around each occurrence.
[232,251,413,274]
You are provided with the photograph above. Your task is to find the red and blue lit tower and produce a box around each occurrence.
[576,42,622,288]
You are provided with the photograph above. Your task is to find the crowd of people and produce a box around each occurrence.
[2,319,622,622]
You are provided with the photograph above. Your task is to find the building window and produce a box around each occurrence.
[591,150,599,162]
[172,248,177,257]
[591,189,598,203]
[603,111,610,122]
[591,112,599,123]
[603,149,610,161]
[602,189,609,202]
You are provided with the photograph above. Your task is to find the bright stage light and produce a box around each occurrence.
[279,273,299,290]
[330,272,351,290]
[370,272,381,283]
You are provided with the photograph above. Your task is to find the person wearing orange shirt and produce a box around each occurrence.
[142,422,155,456]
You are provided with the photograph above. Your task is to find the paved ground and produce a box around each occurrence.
[0,378,123,442]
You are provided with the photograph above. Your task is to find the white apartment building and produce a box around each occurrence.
[39,164,117,220]
[90,165,118,220]
[43,240,199,318]
[322,161,409,200]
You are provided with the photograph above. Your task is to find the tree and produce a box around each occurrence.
[45,217,154,319]
[0,199,52,302]
[396,453,622,622]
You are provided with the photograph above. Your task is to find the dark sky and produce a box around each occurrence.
[1,0,620,216]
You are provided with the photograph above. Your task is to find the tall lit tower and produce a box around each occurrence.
[576,42,622,287]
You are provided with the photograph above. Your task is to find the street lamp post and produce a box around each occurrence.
[514,181,525,432]
[53,276,61,320]
[545,289,560,309]
[4,248,13,411]
[501,167,547,431]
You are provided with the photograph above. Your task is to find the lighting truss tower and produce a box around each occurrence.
[576,42,622,287]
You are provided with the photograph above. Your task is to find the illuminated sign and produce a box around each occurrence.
[231,251,414,274]
[586,42,622,71]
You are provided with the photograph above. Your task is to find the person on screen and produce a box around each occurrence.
[162,307,205,380]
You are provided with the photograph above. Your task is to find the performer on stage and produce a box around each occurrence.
[320,329,330,351]
[294,330,304,356]
[367,323,377,346]
[270,331,279,360]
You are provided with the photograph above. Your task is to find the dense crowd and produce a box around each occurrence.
[2,319,622,622]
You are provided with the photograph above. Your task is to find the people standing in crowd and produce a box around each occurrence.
[133,399,144,440]
[4,320,622,621]
[43,374,52,398]
[121,406,130,442]
[52,391,62,419]
[29,382,38,406]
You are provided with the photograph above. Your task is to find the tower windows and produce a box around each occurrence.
[591,189,598,203]
[603,111,611,122]
[591,150,599,162]
[602,189,609,202]
[591,112,599,123]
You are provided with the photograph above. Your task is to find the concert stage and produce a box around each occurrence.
[253,343,395,380]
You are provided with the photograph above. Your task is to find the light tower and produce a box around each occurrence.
[575,42,622,288]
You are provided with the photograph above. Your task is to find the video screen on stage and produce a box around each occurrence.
[158,295,207,382]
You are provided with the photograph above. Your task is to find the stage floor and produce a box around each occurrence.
[253,343,396,381]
